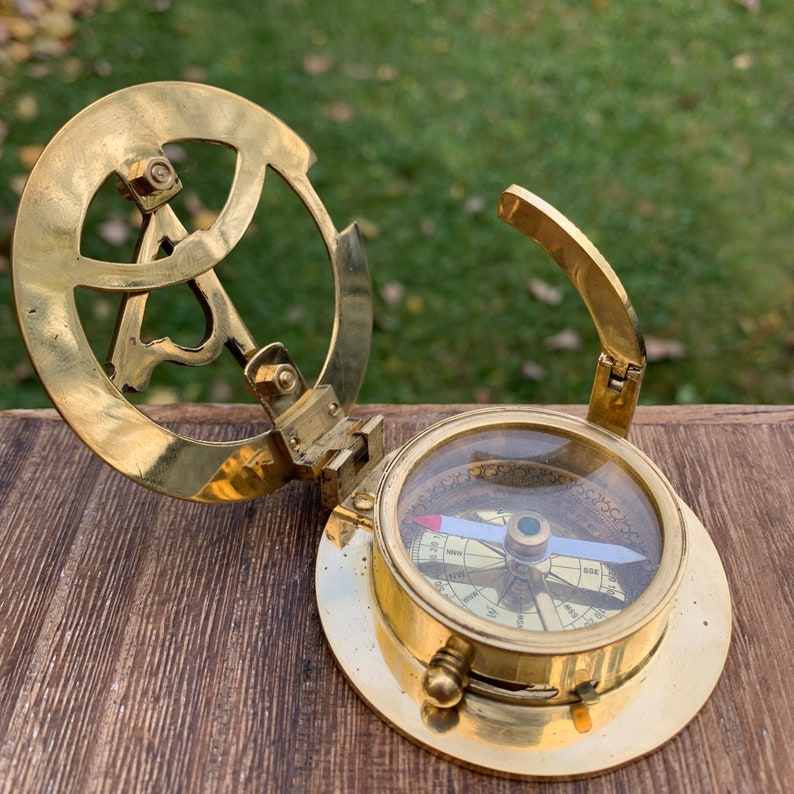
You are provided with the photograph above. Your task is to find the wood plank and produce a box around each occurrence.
[0,404,792,792]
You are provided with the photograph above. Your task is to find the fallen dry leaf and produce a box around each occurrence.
[0,0,100,66]
[4,16,36,41]
[192,208,219,231]
[380,281,405,307]
[543,328,582,352]
[635,198,658,218]
[419,217,436,237]
[528,277,563,306]
[97,216,131,247]
[304,53,334,75]
[406,294,424,314]
[377,64,398,82]
[474,387,494,404]
[286,304,306,323]
[18,143,44,169]
[521,360,546,381]
[644,336,686,362]
[143,386,180,405]
[323,101,356,122]
[182,190,204,216]
[15,93,38,120]
[60,55,82,81]
[10,174,28,194]
[463,195,486,215]
[39,10,75,38]
[6,40,32,61]
[13,360,35,383]
[90,296,114,321]
[732,52,754,71]
[90,58,112,76]
[163,143,188,163]
[182,65,207,82]
[209,379,234,402]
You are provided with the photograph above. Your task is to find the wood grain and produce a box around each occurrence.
[0,404,792,793]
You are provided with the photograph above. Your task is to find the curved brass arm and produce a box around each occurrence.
[497,185,646,438]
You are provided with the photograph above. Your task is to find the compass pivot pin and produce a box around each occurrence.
[505,511,552,564]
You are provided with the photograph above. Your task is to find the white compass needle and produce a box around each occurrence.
[415,514,506,542]
[414,514,646,564]
[547,534,645,564]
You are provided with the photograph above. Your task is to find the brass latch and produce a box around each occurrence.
[570,674,600,734]
[422,636,476,710]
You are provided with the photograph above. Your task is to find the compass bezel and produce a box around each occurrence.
[372,407,686,699]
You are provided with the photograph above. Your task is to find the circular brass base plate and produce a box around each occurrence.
[316,501,731,778]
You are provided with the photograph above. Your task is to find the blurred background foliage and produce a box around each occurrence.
[1,0,793,409]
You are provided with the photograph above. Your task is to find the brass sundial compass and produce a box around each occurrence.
[12,82,731,778]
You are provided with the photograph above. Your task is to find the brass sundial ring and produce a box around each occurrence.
[12,82,371,502]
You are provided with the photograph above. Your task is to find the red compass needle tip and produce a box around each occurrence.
[414,515,443,531]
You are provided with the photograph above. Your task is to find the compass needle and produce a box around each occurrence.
[415,514,506,543]
[546,533,646,564]
[417,512,645,565]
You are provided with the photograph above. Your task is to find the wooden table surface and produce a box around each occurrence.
[1,403,792,793]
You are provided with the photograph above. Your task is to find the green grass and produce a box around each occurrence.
[2,0,793,410]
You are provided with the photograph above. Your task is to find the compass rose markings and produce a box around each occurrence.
[413,512,641,630]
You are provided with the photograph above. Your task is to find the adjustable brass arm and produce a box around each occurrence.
[498,185,646,438]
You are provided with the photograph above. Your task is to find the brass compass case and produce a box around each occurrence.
[318,188,731,777]
[11,83,731,780]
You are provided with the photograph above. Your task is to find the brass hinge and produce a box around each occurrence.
[587,353,645,438]
[244,343,385,509]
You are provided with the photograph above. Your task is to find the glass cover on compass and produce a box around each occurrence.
[391,425,663,633]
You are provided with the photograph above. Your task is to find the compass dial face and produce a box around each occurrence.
[388,424,664,634]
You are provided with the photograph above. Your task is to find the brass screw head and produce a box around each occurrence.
[276,367,297,392]
[128,156,177,196]
[250,363,299,398]
[352,493,375,512]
